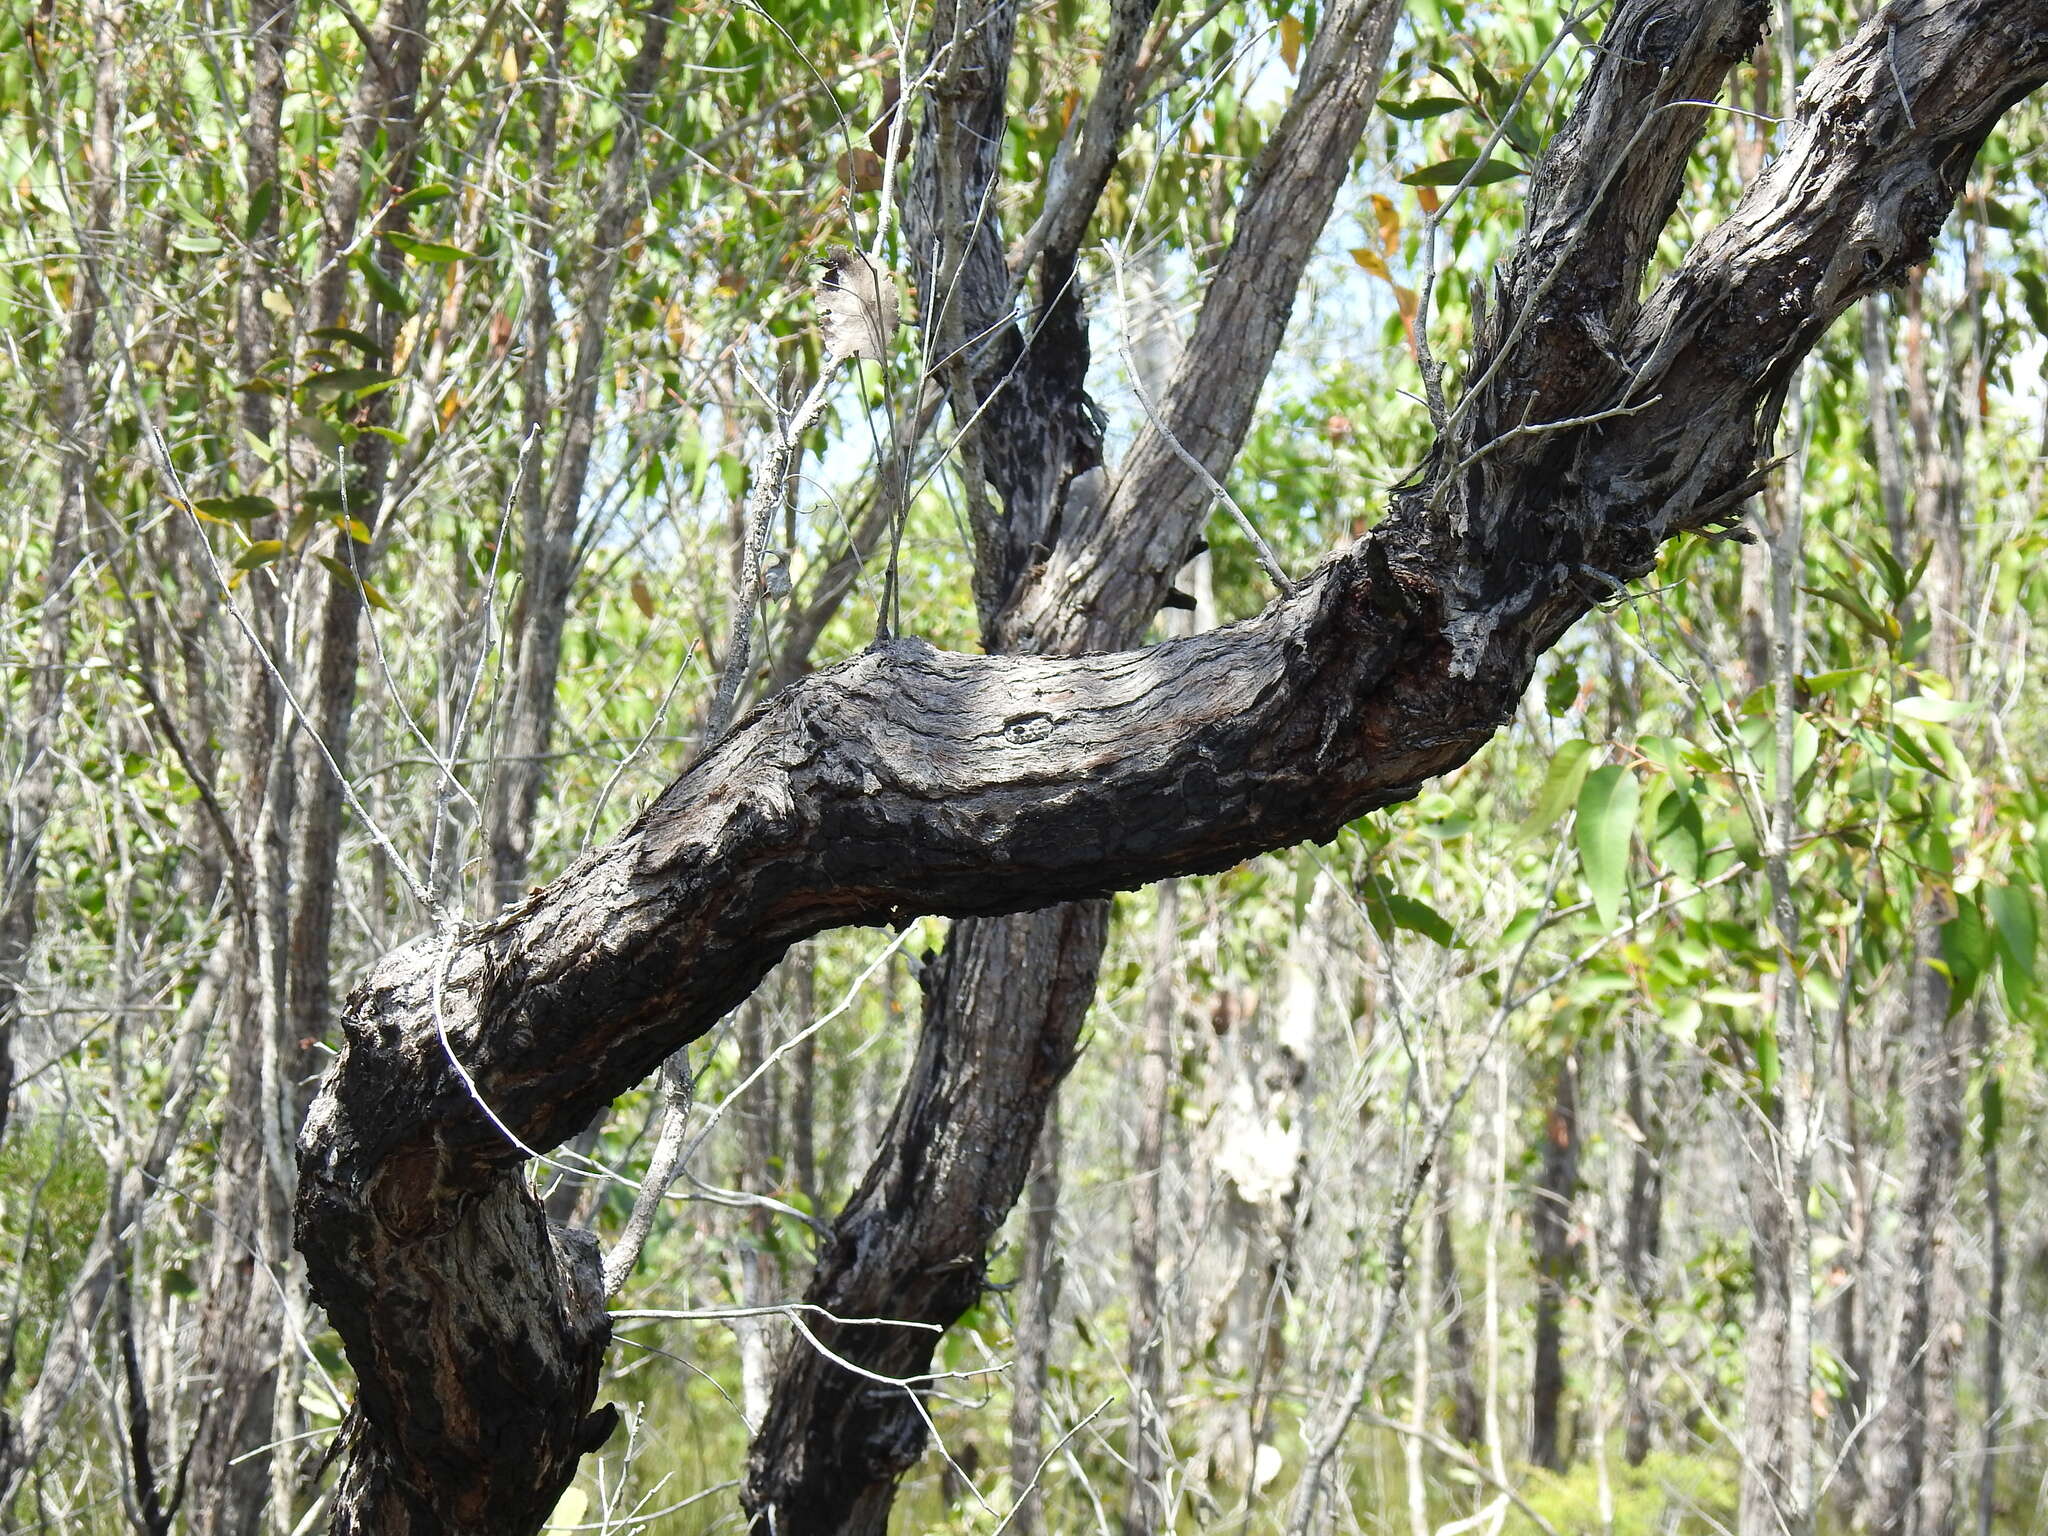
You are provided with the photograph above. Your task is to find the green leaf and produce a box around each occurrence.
[383,229,480,264]
[1384,889,1461,948]
[1941,897,1993,1014]
[353,247,411,314]
[1805,582,1898,644]
[1981,1072,2004,1153]
[1893,693,1969,725]
[1987,882,2038,1014]
[1544,659,1580,716]
[1400,155,1526,187]
[302,368,396,396]
[1576,764,1640,930]
[1652,786,1706,884]
[390,182,455,215]
[233,539,286,570]
[1379,95,1466,120]
[242,178,275,241]
[318,555,394,611]
[308,325,386,359]
[193,494,278,521]
[1517,739,1594,843]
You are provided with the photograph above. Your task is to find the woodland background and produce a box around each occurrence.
[2,0,2046,1531]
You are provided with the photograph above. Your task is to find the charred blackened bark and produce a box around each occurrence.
[296,4,2048,1528]
[744,905,1107,1534]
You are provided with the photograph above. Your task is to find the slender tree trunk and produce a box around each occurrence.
[736,996,783,1430]
[1862,908,1963,1536]
[0,0,115,1149]
[1528,1052,1580,1472]
[485,0,675,907]
[1619,1034,1665,1467]
[1007,1114,1064,1536]
[1125,880,1179,1535]
[746,904,1108,1535]
[1974,1006,2004,1536]
[1433,1160,1482,1449]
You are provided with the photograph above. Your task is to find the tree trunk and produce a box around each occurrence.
[1433,1161,1482,1449]
[1974,1006,2004,1536]
[744,904,1107,1535]
[1125,880,1179,1535]
[1619,1034,1665,1467]
[484,0,675,908]
[1862,908,1965,1536]
[1528,1052,1580,1472]
[1006,1114,1065,1536]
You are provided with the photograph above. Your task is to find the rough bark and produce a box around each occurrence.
[1005,1115,1065,1536]
[1125,880,1179,1534]
[1974,1007,2004,1536]
[743,904,1106,1535]
[1618,1035,1666,1467]
[746,4,1401,1527]
[1863,907,1964,1536]
[1528,1052,1580,1472]
[295,4,2048,1528]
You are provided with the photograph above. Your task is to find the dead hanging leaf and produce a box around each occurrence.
[1349,246,1390,280]
[836,147,884,192]
[868,76,911,162]
[1416,185,1442,216]
[630,574,656,620]
[817,246,898,363]
[1371,192,1401,255]
[1279,13,1303,72]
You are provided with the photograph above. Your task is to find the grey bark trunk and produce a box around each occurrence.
[1862,907,1963,1536]
[1618,1041,1665,1468]
[1125,880,1179,1534]
[1433,1160,1482,1449]
[1528,1052,1580,1472]
[1006,1114,1065,1536]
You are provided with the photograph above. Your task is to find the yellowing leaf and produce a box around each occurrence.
[1279,13,1303,72]
[1349,246,1389,280]
[1371,192,1401,254]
